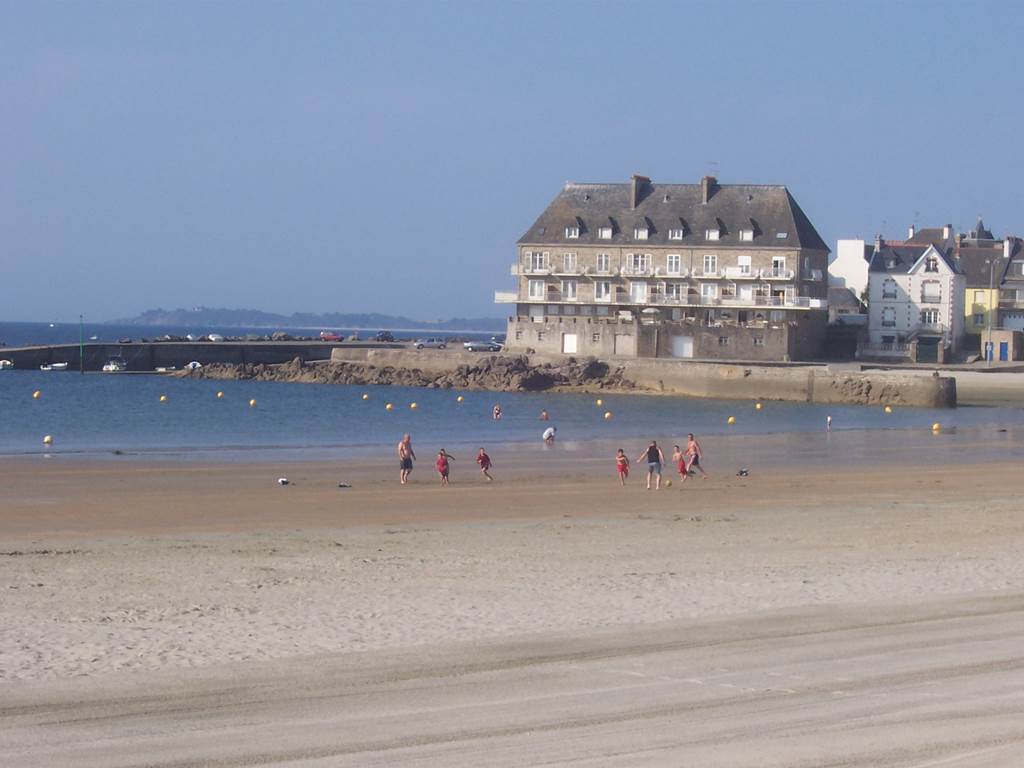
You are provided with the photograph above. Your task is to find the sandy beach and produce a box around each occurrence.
[2,435,1024,766]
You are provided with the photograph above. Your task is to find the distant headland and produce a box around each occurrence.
[107,307,506,332]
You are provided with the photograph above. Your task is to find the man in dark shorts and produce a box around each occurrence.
[685,433,708,478]
[635,440,665,490]
[397,433,416,485]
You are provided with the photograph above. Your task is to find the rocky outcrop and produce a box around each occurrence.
[176,355,638,393]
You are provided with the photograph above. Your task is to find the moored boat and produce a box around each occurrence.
[40,362,69,371]
[0,359,13,370]
[102,356,127,372]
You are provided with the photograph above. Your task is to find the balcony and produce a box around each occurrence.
[723,267,757,279]
[763,268,795,279]
[663,268,689,278]
[692,268,722,278]
[620,266,656,277]
[494,291,518,303]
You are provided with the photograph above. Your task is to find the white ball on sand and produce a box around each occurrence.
[42,435,53,446]
[665,479,672,487]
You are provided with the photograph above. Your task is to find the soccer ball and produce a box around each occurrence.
[665,479,672,487]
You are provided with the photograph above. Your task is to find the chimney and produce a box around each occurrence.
[942,223,952,240]
[1005,236,1015,260]
[630,174,650,209]
[875,234,884,250]
[700,175,717,204]
[908,224,916,239]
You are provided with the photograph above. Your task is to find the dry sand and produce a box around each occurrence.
[2,442,1024,766]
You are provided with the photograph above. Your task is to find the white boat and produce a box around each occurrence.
[102,357,127,372]
[40,362,69,371]
[155,366,177,373]
[0,359,13,370]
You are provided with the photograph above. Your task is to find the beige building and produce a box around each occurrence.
[497,175,830,361]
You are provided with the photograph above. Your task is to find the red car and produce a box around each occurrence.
[319,331,342,341]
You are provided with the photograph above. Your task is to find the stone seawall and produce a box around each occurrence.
[322,349,956,407]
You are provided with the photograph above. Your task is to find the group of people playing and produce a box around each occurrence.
[396,430,706,489]
[615,435,706,489]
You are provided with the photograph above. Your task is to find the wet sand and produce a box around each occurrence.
[2,433,1024,766]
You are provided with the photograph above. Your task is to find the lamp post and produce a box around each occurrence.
[986,259,997,367]
[79,314,85,374]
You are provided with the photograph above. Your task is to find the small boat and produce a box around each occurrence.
[155,366,177,373]
[40,362,69,371]
[102,356,127,373]
[0,359,13,370]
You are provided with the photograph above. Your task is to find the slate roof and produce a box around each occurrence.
[868,244,963,275]
[954,242,1008,288]
[827,286,864,311]
[518,177,830,251]
[906,227,952,249]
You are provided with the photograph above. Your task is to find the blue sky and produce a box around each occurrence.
[2,0,1022,322]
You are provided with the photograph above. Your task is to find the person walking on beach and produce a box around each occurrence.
[397,433,416,485]
[636,440,665,490]
[476,447,493,482]
[615,448,630,486]
[672,444,689,484]
[435,449,455,486]
[492,404,502,420]
[542,425,557,445]
[685,433,708,479]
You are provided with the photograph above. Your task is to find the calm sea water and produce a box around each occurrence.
[3,369,1024,460]
[0,321,500,349]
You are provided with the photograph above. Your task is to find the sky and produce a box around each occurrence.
[2,0,1023,323]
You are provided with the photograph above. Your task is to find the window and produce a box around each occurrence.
[920,309,940,326]
[770,310,785,322]
[701,283,718,299]
[537,331,545,341]
[718,336,729,346]
[722,282,737,298]
[666,283,682,299]
[974,290,986,303]
[629,253,651,272]
[514,330,522,340]
[882,278,897,299]
[561,280,577,300]
[528,279,545,299]
[705,228,720,241]
[973,313,985,325]
[921,280,941,304]
[739,229,754,242]
[595,281,612,301]
[752,335,764,346]
[667,253,681,274]
[738,255,752,276]
[703,254,718,275]
[529,251,549,271]
[596,253,610,273]
[668,228,684,240]
[591,333,601,343]
[771,256,787,277]
[775,232,788,239]
[598,226,613,239]
[925,256,938,273]
[881,307,896,328]
[630,281,648,303]
[634,226,648,240]
[563,253,577,272]
[565,226,580,239]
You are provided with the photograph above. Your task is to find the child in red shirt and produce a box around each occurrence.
[435,449,454,486]
[615,448,630,486]
[476,447,493,482]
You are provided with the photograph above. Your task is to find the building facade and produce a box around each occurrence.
[861,243,965,363]
[497,175,830,361]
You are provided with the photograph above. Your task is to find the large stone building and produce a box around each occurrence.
[496,175,830,361]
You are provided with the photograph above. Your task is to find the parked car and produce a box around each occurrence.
[463,340,503,352]
[374,331,395,343]
[319,331,342,341]
[414,337,447,350]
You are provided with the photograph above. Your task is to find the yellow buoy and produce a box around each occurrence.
[932,422,941,431]
[249,398,257,408]
[884,405,893,414]
[32,390,41,399]
[410,402,418,410]
[216,391,224,399]
[727,416,736,425]
[362,393,370,401]
[755,402,763,411]
[456,395,464,403]
[595,398,603,406]
[385,403,394,411]
[603,411,613,420]
[42,435,53,446]
[159,394,168,403]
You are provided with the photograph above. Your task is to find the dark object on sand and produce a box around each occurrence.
[736,468,750,477]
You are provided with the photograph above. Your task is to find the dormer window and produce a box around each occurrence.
[925,257,939,273]
[739,229,754,242]
[668,228,684,240]
[565,226,580,239]
[598,226,613,240]
[705,228,720,241]
[634,226,649,240]
[775,232,788,239]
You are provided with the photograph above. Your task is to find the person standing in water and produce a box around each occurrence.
[397,433,416,485]
[542,425,557,445]
[435,449,455,486]
[492,404,503,420]
[636,440,665,490]
[539,409,550,421]
[685,433,708,478]
[476,447,493,482]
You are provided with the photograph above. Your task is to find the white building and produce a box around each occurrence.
[861,243,965,363]
[829,238,872,297]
